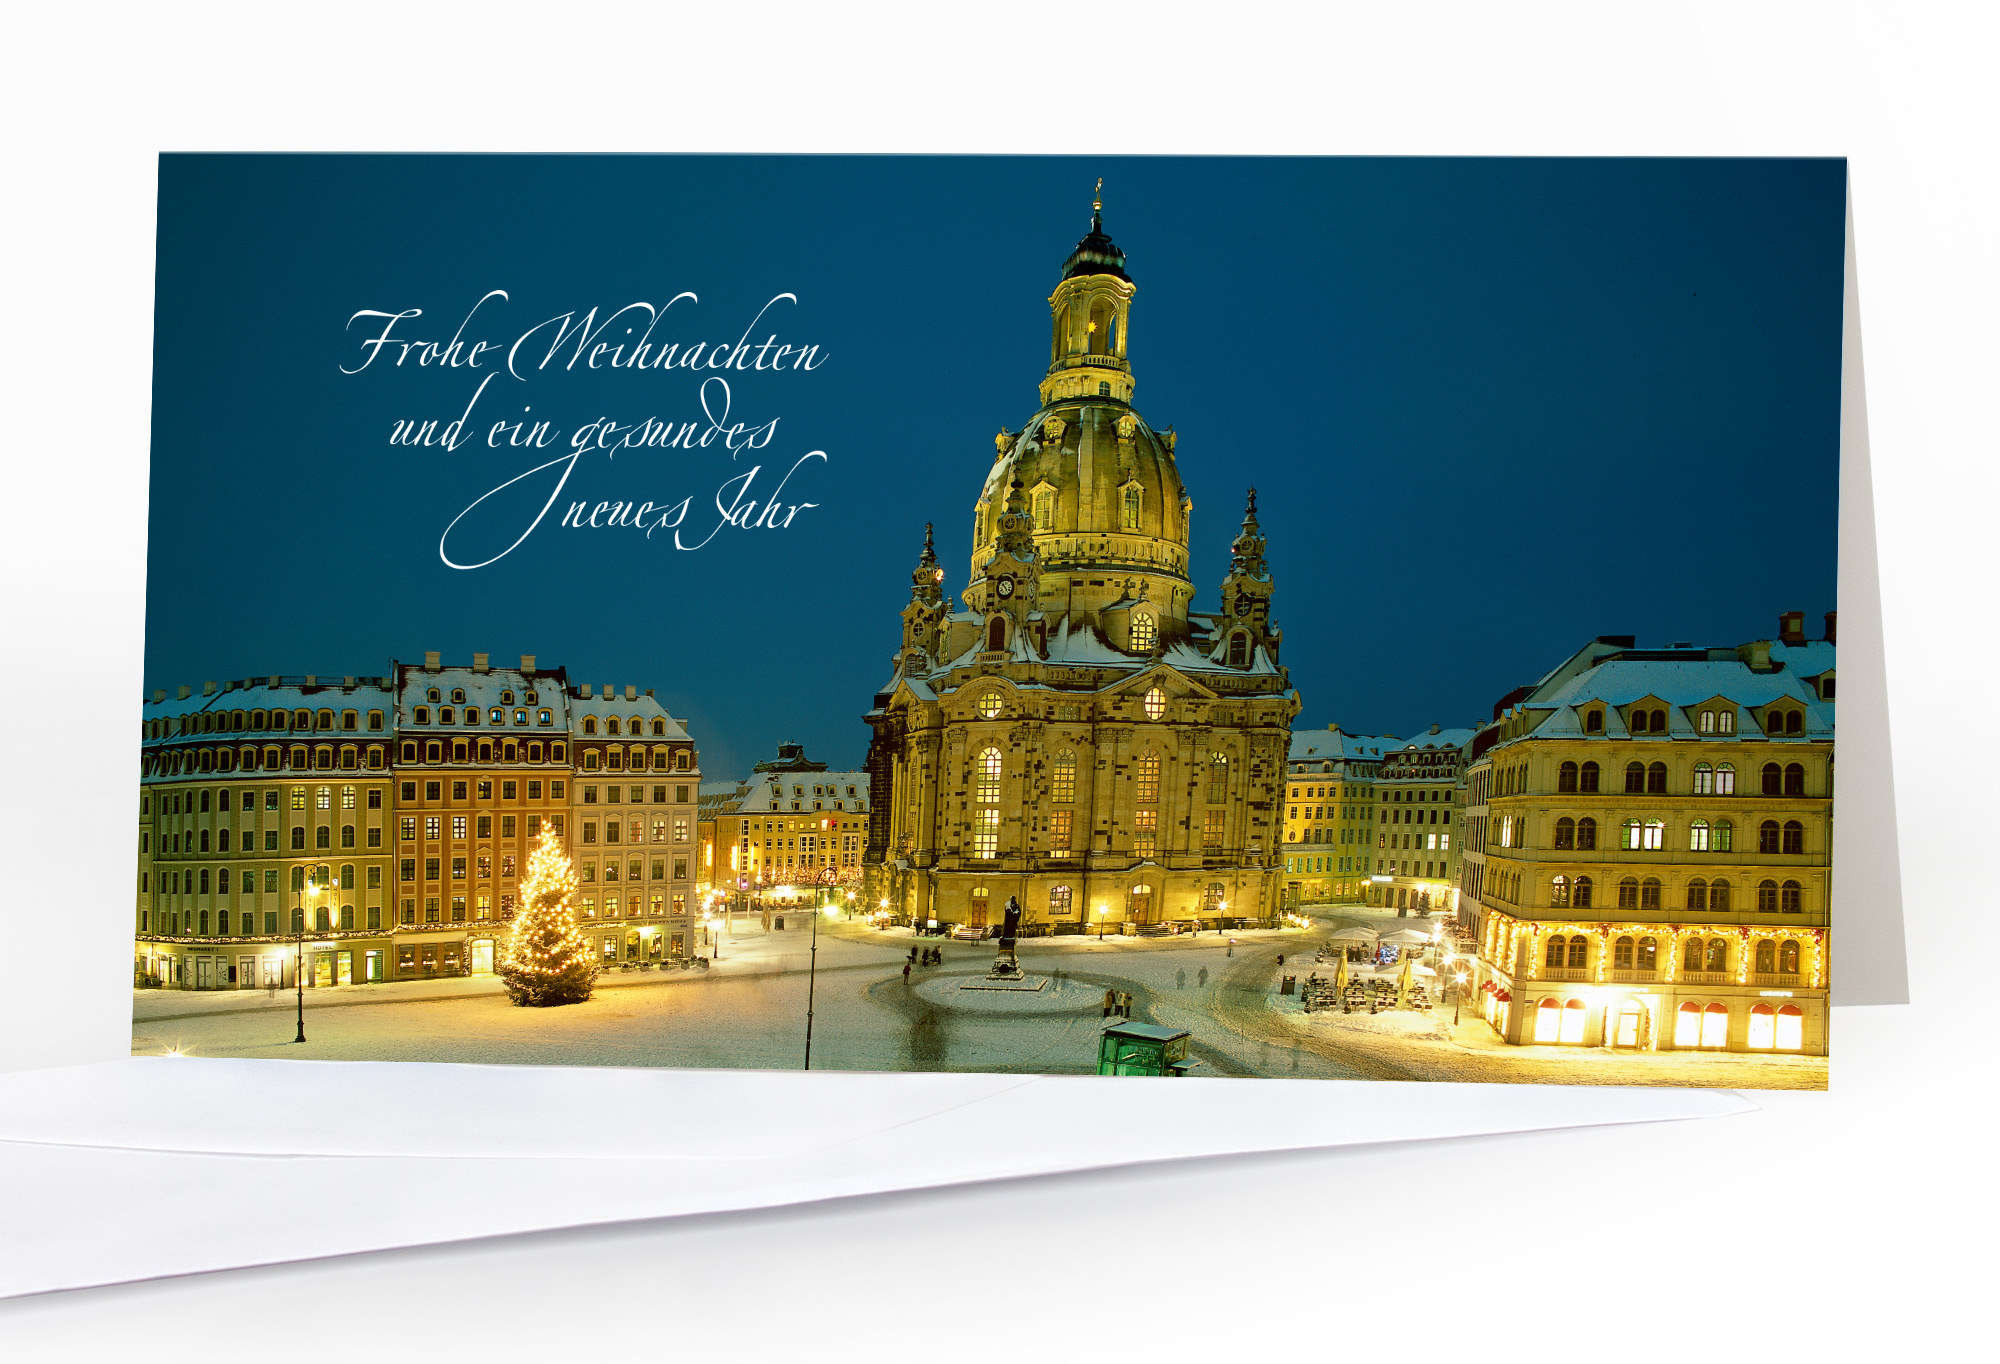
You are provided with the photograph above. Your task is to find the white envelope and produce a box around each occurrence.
[0,1057,1751,1298]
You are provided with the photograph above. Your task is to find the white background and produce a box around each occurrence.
[0,2,1993,1357]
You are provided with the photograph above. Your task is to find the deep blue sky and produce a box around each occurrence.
[146,156,1844,777]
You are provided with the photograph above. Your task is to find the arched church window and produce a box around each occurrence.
[1123,486,1141,529]
[1051,752,1077,803]
[1033,490,1053,530]
[1130,612,1157,651]
[987,617,1007,652]
[1135,752,1161,803]
[974,747,1002,804]
[1142,686,1167,721]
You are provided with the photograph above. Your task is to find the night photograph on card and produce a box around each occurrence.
[131,155,1842,1088]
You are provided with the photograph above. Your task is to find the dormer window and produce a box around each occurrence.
[427,688,440,704]
[450,688,465,704]
[1130,611,1157,651]
[414,707,430,725]
[525,691,538,704]
[489,707,503,725]
[500,690,515,705]
[439,707,455,725]
[1584,710,1603,733]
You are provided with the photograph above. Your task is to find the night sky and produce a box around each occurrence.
[145,155,1845,777]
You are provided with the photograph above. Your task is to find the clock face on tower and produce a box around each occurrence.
[997,576,1015,599]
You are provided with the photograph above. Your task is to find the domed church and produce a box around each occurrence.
[861,192,1301,934]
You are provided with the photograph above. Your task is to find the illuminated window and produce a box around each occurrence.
[1049,884,1073,916]
[1776,1004,1804,1050]
[1123,485,1141,529]
[1135,751,1160,803]
[1550,875,1570,907]
[1719,710,1736,735]
[972,809,1000,859]
[1207,752,1228,804]
[977,691,1003,719]
[1674,1002,1703,1048]
[1050,810,1073,855]
[1747,1003,1777,1050]
[1203,809,1224,849]
[1131,612,1157,651]
[1133,809,1158,858]
[1534,999,1562,1043]
[1051,751,1077,803]
[1559,998,1587,1044]
[974,747,1002,804]
[1692,763,1714,795]
[1142,686,1166,721]
[1689,819,1711,851]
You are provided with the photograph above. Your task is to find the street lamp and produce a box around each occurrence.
[293,876,324,1045]
[1453,968,1469,1024]
[1095,905,1107,941]
[803,904,836,1071]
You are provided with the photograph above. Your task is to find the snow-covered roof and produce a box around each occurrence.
[1386,727,1478,754]
[1507,659,1832,746]
[1288,728,1391,763]
[1770,639,1835,677]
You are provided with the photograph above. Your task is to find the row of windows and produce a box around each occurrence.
[148,786,383,817]
[401,812,571,842]
[407,705,553,727]
[147,746,386,775]
[1542,874,1806,912]
[147,708,387,739]
[1529,997,1807,1049]
[399,739,569,765]
[1550,760,1811,796]
[157,824,385,854]
[1533,815,1806,853]
[152,863,380,897]
[1573,705,1806,737]
[574,857,691,883]
[977,747,1231,806]
[1542,933,1806,974]
[578,818,692,845]
[578,715,676,736]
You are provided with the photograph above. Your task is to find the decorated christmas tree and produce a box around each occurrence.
[497,829,598,1007]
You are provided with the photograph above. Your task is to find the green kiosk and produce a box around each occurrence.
[1096,1021,1199,1077]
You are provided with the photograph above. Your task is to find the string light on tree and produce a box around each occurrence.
[497,829,598,1007]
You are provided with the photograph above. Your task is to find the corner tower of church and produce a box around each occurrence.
[863,188,1301,936]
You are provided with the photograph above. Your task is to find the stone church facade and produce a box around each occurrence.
[861,199,1300,934]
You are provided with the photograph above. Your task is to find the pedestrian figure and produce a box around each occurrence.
[1103,988,1116,1018]
[1227,940,1235,957]
[1277,954,1285,969]
[902,961,912,983]
[1198,966,1209,988]
[1177,968,1186,990]
[908,946,918,964]
[1119,990,1133,1018]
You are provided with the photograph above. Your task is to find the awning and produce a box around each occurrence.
[1494,990,1512,1003]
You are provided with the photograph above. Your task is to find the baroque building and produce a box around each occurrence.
[1281,725,1390,907]
[862,197,1300,935]
[1367,724,1478,914]
[698,743,871,901]
[1466,619,1834,1055]
[133,654,702,988]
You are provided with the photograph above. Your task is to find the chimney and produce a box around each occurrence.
[153,689,165,703]
[305,675,316,687]
[1429,722,1440,734]
[1779,611,1806,646]
[1824,611,1837,644]
[519,654,536,674]
[473,653,490,673]
[602,684,614,699]
[178,685,191,700]
[268,676,280,687]
[625,685,637,701]
[343,676,356,688]
[203,681,217,696]
[424,651,442,672]
[645,688,655,699]
[1737,640,1774,672]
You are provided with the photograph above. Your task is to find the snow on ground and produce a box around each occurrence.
[129,912,1826,1089]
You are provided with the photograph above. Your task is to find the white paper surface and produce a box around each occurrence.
[0,1057,1749,1297]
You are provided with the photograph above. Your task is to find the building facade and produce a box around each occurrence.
[1367,725,1477,914]
[134,653,702,987]
[861,201,1299,935]
[568,680,701,965]
[136,676,396,990]
[1281,726,1388,906]
[1470,625,1834,1055]
[698,744,870,908]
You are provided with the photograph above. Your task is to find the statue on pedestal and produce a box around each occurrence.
[987,895,1026,980]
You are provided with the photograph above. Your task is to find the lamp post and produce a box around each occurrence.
[1096,905,1106,941]
[293,876,322,1045]
[1453,967,1469,1024]
[803,904,831,1070]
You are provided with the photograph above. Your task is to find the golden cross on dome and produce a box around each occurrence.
[1093,177,1103,215]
